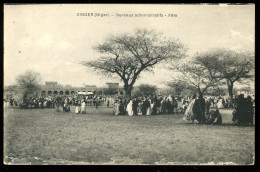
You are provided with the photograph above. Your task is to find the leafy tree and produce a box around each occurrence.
[167,79,197,97]
[212,49,254,106]
[16,70,41,99]
[103,87,118,95]
[205,87,227,97]
[173,52,221,97]
[81,29,186,100]
[132,84,157,97]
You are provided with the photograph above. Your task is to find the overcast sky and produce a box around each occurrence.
[4,4,255,88]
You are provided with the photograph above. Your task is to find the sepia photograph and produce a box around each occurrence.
[3,4,255,165]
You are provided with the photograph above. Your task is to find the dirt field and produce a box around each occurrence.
[4,106,254,165]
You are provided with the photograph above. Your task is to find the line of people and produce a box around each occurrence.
[113,95,179,116]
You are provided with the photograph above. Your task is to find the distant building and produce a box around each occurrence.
[39,81,97,96]
[4,81,123,98]
[106,82,119,88]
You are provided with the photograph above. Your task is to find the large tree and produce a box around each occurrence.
[16,70,41,99]
[172,51,222,97]
[81,29,186,100]
[211,49,254,106]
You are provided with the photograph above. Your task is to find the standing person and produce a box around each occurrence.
[121,97,127,115]
[205,97,211,121]
[156,97,162,114]
[55,96,62,112]
[152,96,158,115]
[217,98,224,109]
[107,98,110,107]
[161,97,167,114]
[166,99,172,114]
[95,98,99,109]
[232,94,247,125]
[192,94,206,124]
[81,98,87,114]
[183,95,196,121]
[114,100,120,115]
[126,100,134,116]
[137,98,143,115]
[132,98,138,116]
[75,99,81,114]
[142,98,148,115]
[119,99,125,115]
[64,98,70,112]
[146,99,152,115]
[246,96,254,125]
[93,97,96,107]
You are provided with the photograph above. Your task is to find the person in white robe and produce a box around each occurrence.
[81,99,86,114]
[217,99,224,109]
[126,100,134,116]
[114,100,120,115]
[183,95,196,121]
[146,99,152,115]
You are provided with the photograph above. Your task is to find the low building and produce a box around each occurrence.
[39,81,97,96]
[4,81,124,98]
[105,82,119,88]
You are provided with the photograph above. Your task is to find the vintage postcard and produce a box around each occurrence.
[4,4,255,165]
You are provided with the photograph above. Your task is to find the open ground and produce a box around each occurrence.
[4,106,254,165]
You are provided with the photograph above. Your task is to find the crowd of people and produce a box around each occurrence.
[4,92,254,125]
[116,93,254,126]
[4,96,55,109]
[3,94,110,110]
[113,95,178,116]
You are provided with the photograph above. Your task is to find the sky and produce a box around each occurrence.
[4,4,255,88]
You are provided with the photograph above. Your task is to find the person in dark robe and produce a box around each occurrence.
[151,97,157,115]
[132,98,139,116]
[232,94,247,125]
[192,94,206,124]
[205,97,211,121]
[166,99,173,114]
[107,99,110,107]
[121,98,127,115]
[161,97,167,114]
[95,98,99,109]
[142,98,149,115]
[156,97,162,114]
[119,100,125,115]
[246,96,254,125]
[174,98,178,114]
[55,96,62,112]
[207,109,222,125]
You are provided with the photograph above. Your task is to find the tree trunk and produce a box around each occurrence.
[227,80,234,107]
[125,89,132,101]
[197,87,203,98]
[124,85,132,102]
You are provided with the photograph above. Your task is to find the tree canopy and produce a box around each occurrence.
[16,70,41,98]
[209,49,254,105]
[132,84,157,98]
[81,29,186,99]
[173,52,221,97]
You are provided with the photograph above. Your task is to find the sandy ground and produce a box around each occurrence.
[4,106,254,165]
